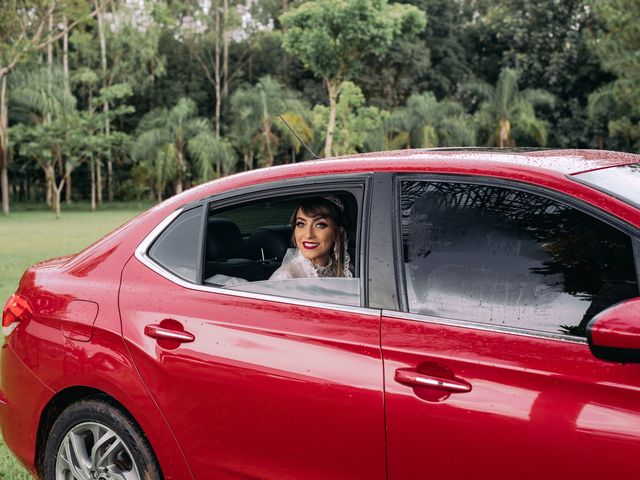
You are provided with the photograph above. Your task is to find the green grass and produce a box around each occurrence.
[0,206,150,478]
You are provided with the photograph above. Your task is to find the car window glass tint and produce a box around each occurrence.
[148,206,203,283]
[400,181,639,337]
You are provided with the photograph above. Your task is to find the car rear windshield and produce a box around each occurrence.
[574,163,640,209]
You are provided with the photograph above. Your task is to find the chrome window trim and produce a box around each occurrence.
[383,310,588,345]
[135,208,380,318]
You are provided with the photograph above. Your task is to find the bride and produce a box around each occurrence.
[270,196,352,279]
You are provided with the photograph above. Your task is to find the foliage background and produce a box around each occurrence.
[1,0,638,218]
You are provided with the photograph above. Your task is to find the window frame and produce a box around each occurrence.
[136,173,375,313]
[144,203,205,284]
[391,173,640,341]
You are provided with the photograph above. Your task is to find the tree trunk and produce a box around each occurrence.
[324,79,339,158]
[96,153,103,206]
[63,15,70,98]
[214,0,222,139]
[260,90,273,166]
[90,156,96,211]
[46,173,53,207]
[65,170,72,203]
[499,118,510,148]
[96,0,109,204]
[223,0,229,107]
[46,4,54,125]
[44,164,54,209]
[176,152,184,194]
[53,177,65,219]
[0,76,9,215]
[62,16,73,206]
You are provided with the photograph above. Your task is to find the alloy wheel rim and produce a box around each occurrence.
[55,421,141,480]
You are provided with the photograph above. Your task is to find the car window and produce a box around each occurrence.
[399,181,639,337]
[148,206,203,283]
[204,192,361,306]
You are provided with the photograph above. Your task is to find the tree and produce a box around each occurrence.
[311,81,387,156]
[230,76,308,168]
[85,83,135,209]
[385,91,475,149]
[133,97,223,200]
[8,65,76,213]
[463,0,607,149]
[187,129,237,180]
[281,0,426,157]
[11,116,81,219]
[589,0,640,152]
[71,0,165,204]
[169,0,240,139]
[465,68,554,147]
[0,0,98,215]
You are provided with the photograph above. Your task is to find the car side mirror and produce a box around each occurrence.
[586,298,640,363]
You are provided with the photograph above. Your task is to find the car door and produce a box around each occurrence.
[119,182,386,480]
[380,176,640,479]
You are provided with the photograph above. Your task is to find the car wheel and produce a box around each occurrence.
[43,397,162,480]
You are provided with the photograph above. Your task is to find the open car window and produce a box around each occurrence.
[204,191,361,306]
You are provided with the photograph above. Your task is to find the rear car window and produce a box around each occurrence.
[148,206,203,283]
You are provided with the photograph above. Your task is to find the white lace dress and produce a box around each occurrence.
[270,248,352,280]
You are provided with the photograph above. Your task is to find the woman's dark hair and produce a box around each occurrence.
[290,196,349,276]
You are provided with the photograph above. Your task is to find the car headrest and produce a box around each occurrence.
[248,225,292,260]
[207,218,244,260]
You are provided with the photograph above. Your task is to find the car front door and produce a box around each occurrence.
[119,187,386,479]
[380,176,640,479]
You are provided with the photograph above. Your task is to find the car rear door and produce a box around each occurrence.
[377,175,640,479]
[119,186,386,479]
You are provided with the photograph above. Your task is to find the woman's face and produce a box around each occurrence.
[293,208,338,266]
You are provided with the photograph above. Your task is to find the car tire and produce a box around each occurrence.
[43,397,162,480]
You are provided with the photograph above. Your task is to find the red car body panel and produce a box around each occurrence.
[1,149,639,478]
[119,255,385,479]
[381,315,640,479]
[0,239,193,478]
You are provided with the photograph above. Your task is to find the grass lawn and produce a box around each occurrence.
[0,206,150,478]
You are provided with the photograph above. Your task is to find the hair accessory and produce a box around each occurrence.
[323,194,344,212]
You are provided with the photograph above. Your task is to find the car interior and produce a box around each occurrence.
[204,192,358,285]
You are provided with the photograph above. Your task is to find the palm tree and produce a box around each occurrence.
[385,92,476,149]
[465,68,554,147]
[8,65,78,217]
[134,97,233,200]
[230,76,309,168]
[188,124,237,181]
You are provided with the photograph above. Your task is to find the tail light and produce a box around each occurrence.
[2,294,32,331]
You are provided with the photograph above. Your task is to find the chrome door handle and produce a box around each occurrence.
[144,324,195,343]
[395,368,471,393]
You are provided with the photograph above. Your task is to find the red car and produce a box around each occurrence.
[3,149,640,480]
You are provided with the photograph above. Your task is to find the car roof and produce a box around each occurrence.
[331,148,640,175]
[163,148,640,210]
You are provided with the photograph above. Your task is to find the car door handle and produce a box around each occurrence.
[144,324,195,343]
[394,368,471,393]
